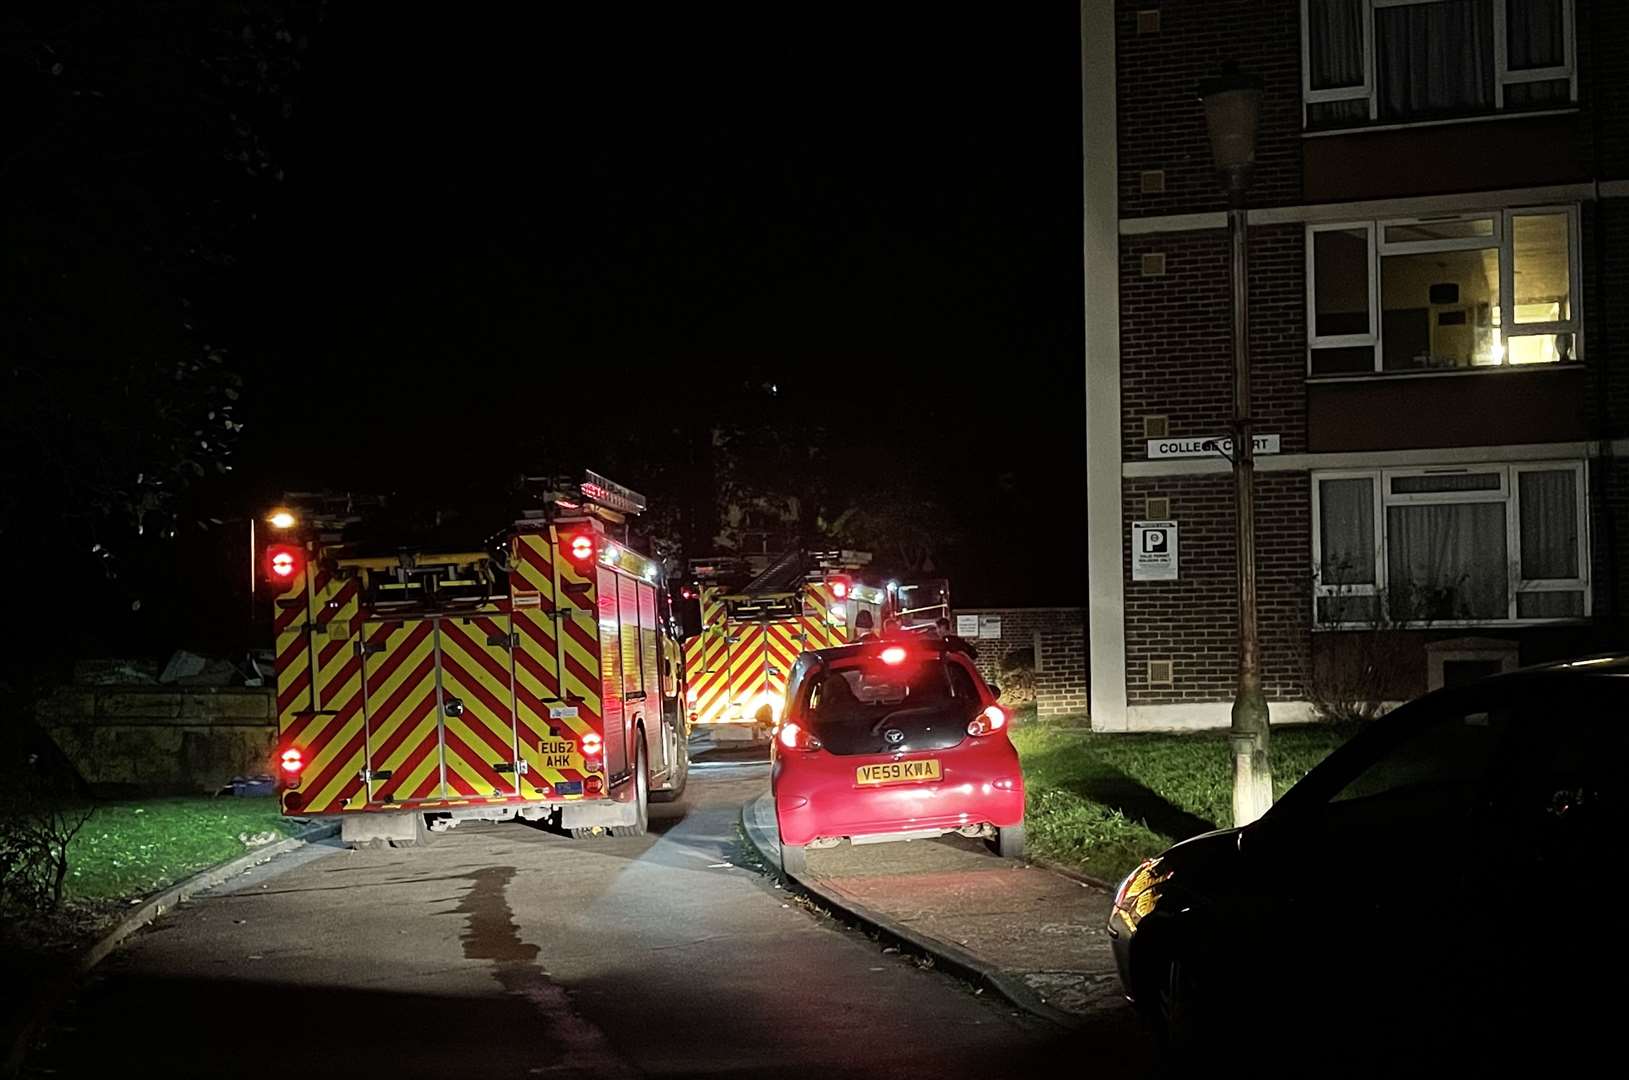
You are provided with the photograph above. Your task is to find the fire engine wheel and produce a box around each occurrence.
[651,725,688,803]
[608,738,649,838]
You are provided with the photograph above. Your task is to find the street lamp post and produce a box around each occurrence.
[1199,64,1274,826]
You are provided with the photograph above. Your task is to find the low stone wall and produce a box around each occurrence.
[952,607,1088,723]
[37,686,277,794]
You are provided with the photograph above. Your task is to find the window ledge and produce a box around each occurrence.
[1307,362,1585,385]
[1313,618,1590,632]
[1302,107,1579,140]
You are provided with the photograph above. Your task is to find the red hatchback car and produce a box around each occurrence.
[770,639,1025,876]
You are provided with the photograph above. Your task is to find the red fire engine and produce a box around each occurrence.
[681,549,950,742]
[265,472,688,846]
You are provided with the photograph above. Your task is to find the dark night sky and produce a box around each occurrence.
[231,4,1086,606]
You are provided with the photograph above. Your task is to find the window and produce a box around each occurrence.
[1306,206,1579,376]
[1312,462,1588,626]
[1302,0,1576,129]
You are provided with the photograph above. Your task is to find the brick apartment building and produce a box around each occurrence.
[1082,0,1629,730]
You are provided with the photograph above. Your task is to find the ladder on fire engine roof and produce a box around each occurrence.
[736,549,805,597]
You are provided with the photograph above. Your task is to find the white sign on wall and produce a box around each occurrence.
[955,614,980,638]
[1132,520,1179,581]
[978,614,1002,640]
[1146,434,1280,460]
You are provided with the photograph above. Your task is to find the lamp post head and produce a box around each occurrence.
[1198,62,1263,202]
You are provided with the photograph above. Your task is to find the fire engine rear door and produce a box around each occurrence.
[435,612,522,800]
[359,618,444,804]
[726,619,770,722]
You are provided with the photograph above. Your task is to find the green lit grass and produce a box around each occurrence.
[64,798,300,904]
[1013,724,1351,882]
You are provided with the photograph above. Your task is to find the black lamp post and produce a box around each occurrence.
[1199,63,1273,826]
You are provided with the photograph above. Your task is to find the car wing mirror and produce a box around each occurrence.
[987,683,1001,701]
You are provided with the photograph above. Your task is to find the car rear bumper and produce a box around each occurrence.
[772,736,1024,847]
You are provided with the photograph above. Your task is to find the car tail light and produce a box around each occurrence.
[567,533,595,563]
[880,646,907,665]
[585,776,604,795]
[279,747,305,774]
[777,721,821,751]
[263,544,302,584]
[967,705,1007,737]
[581,732,602,757]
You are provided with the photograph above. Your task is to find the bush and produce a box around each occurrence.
[995,646,1035,703]
[0,729,94,916]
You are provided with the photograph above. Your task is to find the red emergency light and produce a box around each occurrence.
[279,747,305,774]
[263,544,303,584]
[567,533,595,563]
[827,576,851,600]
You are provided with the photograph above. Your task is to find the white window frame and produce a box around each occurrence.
[1306,204,1581,375]
[1301,0,1577,129]
[1311,460,1591,628]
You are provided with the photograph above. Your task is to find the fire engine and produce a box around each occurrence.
[264,472,688,847]
[681,550,950,741]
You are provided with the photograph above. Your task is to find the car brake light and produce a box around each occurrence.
[581,731,602,757]
[279,748,305,774]
[880,646,907,665]
[777,721,820,751]
[967,705,1007,737]
[568,533,594,562]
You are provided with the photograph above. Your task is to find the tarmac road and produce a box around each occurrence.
[25,760,1149,1079]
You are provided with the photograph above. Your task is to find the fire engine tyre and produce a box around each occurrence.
[651,726,688,803]
[989,824,1025,860]
[608,739,649,838]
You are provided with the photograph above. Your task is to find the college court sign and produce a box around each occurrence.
[1146,434,1281,460]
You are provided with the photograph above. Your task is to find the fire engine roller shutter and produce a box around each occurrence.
[683,586,730,726]
[596,566,629,778]
[276,562,368,813]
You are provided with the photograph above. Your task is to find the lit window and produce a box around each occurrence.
[1307,206,1579,375]
[1313,463,1588,626]
[1302,0,1575,130]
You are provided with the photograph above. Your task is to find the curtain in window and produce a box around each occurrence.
[1507,0,1565,70]
[1319,478,1374,583]
[1376,0,1494,120]
[1386,502,1507,620]
[1307,0,1365,89]
[1518,470,1578,579]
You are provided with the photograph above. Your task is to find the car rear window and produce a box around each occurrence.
[808,659,979,725]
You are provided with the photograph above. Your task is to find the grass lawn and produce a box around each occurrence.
[1013,723,1352,883]
[64,797,301,905]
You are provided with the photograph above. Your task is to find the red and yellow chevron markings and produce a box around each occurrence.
[437,614,520,800]
[361,619,443,804]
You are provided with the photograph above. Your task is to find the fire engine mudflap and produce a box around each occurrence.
[267,475,688,847]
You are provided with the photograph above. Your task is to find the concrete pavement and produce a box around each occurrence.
[23,763,1152,1079]
[741,793,1131,1020]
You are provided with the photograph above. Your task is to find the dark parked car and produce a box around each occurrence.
[1109,657,1627,1071]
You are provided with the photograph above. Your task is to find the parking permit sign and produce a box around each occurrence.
[1132,521,1178,581]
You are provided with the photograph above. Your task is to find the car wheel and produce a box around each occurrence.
[989,824,1025,860]
[1152,951,1208,1065]
[651,724,688,803]
[779,841,807,879]
[608,738,650,837]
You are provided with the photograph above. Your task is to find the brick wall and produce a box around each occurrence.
[951,607,1087,721]
[1116,0,1302,219]
[37,687,276,794]
[1121,473,1311,706]
[1121,223,1307,460]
